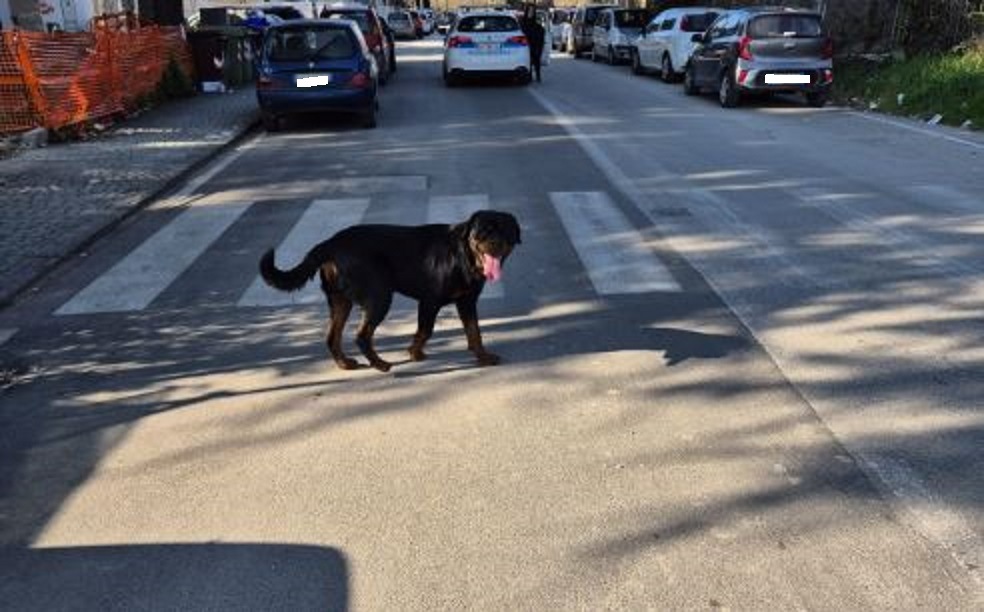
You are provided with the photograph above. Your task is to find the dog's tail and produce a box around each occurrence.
[259,243,329,293]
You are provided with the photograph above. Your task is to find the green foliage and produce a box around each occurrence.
[835,47,984,129]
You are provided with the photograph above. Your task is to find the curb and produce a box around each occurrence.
[0,115,261,310]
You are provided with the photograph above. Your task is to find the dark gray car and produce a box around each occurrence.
[683,7,833,108]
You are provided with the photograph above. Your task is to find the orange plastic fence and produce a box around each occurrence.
[0,26,193,135]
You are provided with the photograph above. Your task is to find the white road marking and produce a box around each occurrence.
[238,198,371,307]
[57,202,252,315]
[550,191,679,294]
[428,194,503,299]
[848,111,984,152]
[0,328,17,346]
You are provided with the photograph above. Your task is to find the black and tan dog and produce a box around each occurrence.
[260,210,521,372]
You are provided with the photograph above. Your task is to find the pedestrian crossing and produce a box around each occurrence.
[54,191,682,317]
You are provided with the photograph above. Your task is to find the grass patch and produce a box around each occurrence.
[834,44,983,130]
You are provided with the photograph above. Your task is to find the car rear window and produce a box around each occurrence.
[388,13,409,23]
[457,15,518,33]
[323,11,373,33]
[680,11,718,32]
[265,27,357,61]
[614,10,648,28]
[583,8,603,24]
[748,14,822,38]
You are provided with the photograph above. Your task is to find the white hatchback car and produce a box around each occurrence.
[631,7,721,80]
[443,10,532,85]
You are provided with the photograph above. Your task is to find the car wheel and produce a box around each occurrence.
[718,70,740,108]
[661,54,674,82]
[261,112,280,132]
[806,91,828,108]
[631,49,643,75]
[683,65,699,96]
[607,46,615,65]
[362,101,378,129]
[443,67,457,87]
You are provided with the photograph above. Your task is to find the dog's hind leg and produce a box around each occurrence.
[326,291,359,370]
[355,290,394,372]
[408,301,440,361]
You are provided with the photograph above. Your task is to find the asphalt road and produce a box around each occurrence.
[1,39,982,610]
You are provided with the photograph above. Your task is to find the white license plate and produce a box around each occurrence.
[477,43,500,53]
[296,74,333,88]
[765,73,810,85]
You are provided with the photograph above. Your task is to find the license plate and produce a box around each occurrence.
[296,74,333,88]
[477,42,500,53]
[764,73,810,85]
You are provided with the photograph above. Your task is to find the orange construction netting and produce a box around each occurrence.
[0,23,194,135]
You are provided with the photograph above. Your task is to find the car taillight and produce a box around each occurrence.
[680,16,688,31]
[505,35,528,46]
[448,35,474,48]
[365,32,381,51]
[349,71,371,88]
[822,37,834,60]
[738,35,753,61]
[737,69,749,84]
[823,69,833,83]
[257,74,274,89]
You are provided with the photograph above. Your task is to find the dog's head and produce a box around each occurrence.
[463,210,521,283]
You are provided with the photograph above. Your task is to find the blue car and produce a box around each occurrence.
[257,19,379,130]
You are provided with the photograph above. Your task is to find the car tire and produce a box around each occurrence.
[261,112,280,132]
[661,54,674,82]
[607,46,615,65]
[443,67,457,87]
[362,102,378,129]
[718,70,740,108]
[631,49,643,75]
[806,91,828,108]
[683,65,699,96]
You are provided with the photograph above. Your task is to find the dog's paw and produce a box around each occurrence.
[371,359,393,373]
[476,352,501,367]
[335,358,360,370]
[408,347,428,362]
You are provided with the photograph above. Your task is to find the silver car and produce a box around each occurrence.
[684,7,833,108]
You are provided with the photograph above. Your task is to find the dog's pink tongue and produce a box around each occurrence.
[482,254,502,282]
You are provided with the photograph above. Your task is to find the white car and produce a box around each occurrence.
[591,8,648,65]
[443,10,532,86]
[631,7,721,81]
[549,8,572,50]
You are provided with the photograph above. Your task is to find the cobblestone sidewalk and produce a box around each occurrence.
[0,86,259,307]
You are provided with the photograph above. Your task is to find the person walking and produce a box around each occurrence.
[522,7,546,83]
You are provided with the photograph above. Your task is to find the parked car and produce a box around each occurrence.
[549,8,572,50]
[631,6,720,80]
[683,7,833,108]
[443,10,531,86]
[567,4,616,58]
[591,7,648,64]
[386,10,417,40]
[256,19,379,130]
[319,3,393,83]
[419,8,436,35]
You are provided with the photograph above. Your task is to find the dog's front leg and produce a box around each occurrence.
[455,297,499,366]
[408,302,440,361]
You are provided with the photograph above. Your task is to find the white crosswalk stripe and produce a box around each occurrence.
[238,198,371,307]
[550,191,680,294]
[54,191,684,316]
[427,194,504,300]
[56,202,252,315]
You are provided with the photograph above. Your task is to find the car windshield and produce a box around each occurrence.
[265,27,356,61]
[680,12,718,32]
[323,11,370,31]
[614,10,647,28]
[456,15,518,33]
[748,14,822,38]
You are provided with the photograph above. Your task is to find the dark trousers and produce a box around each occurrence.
[530,47,543,81]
